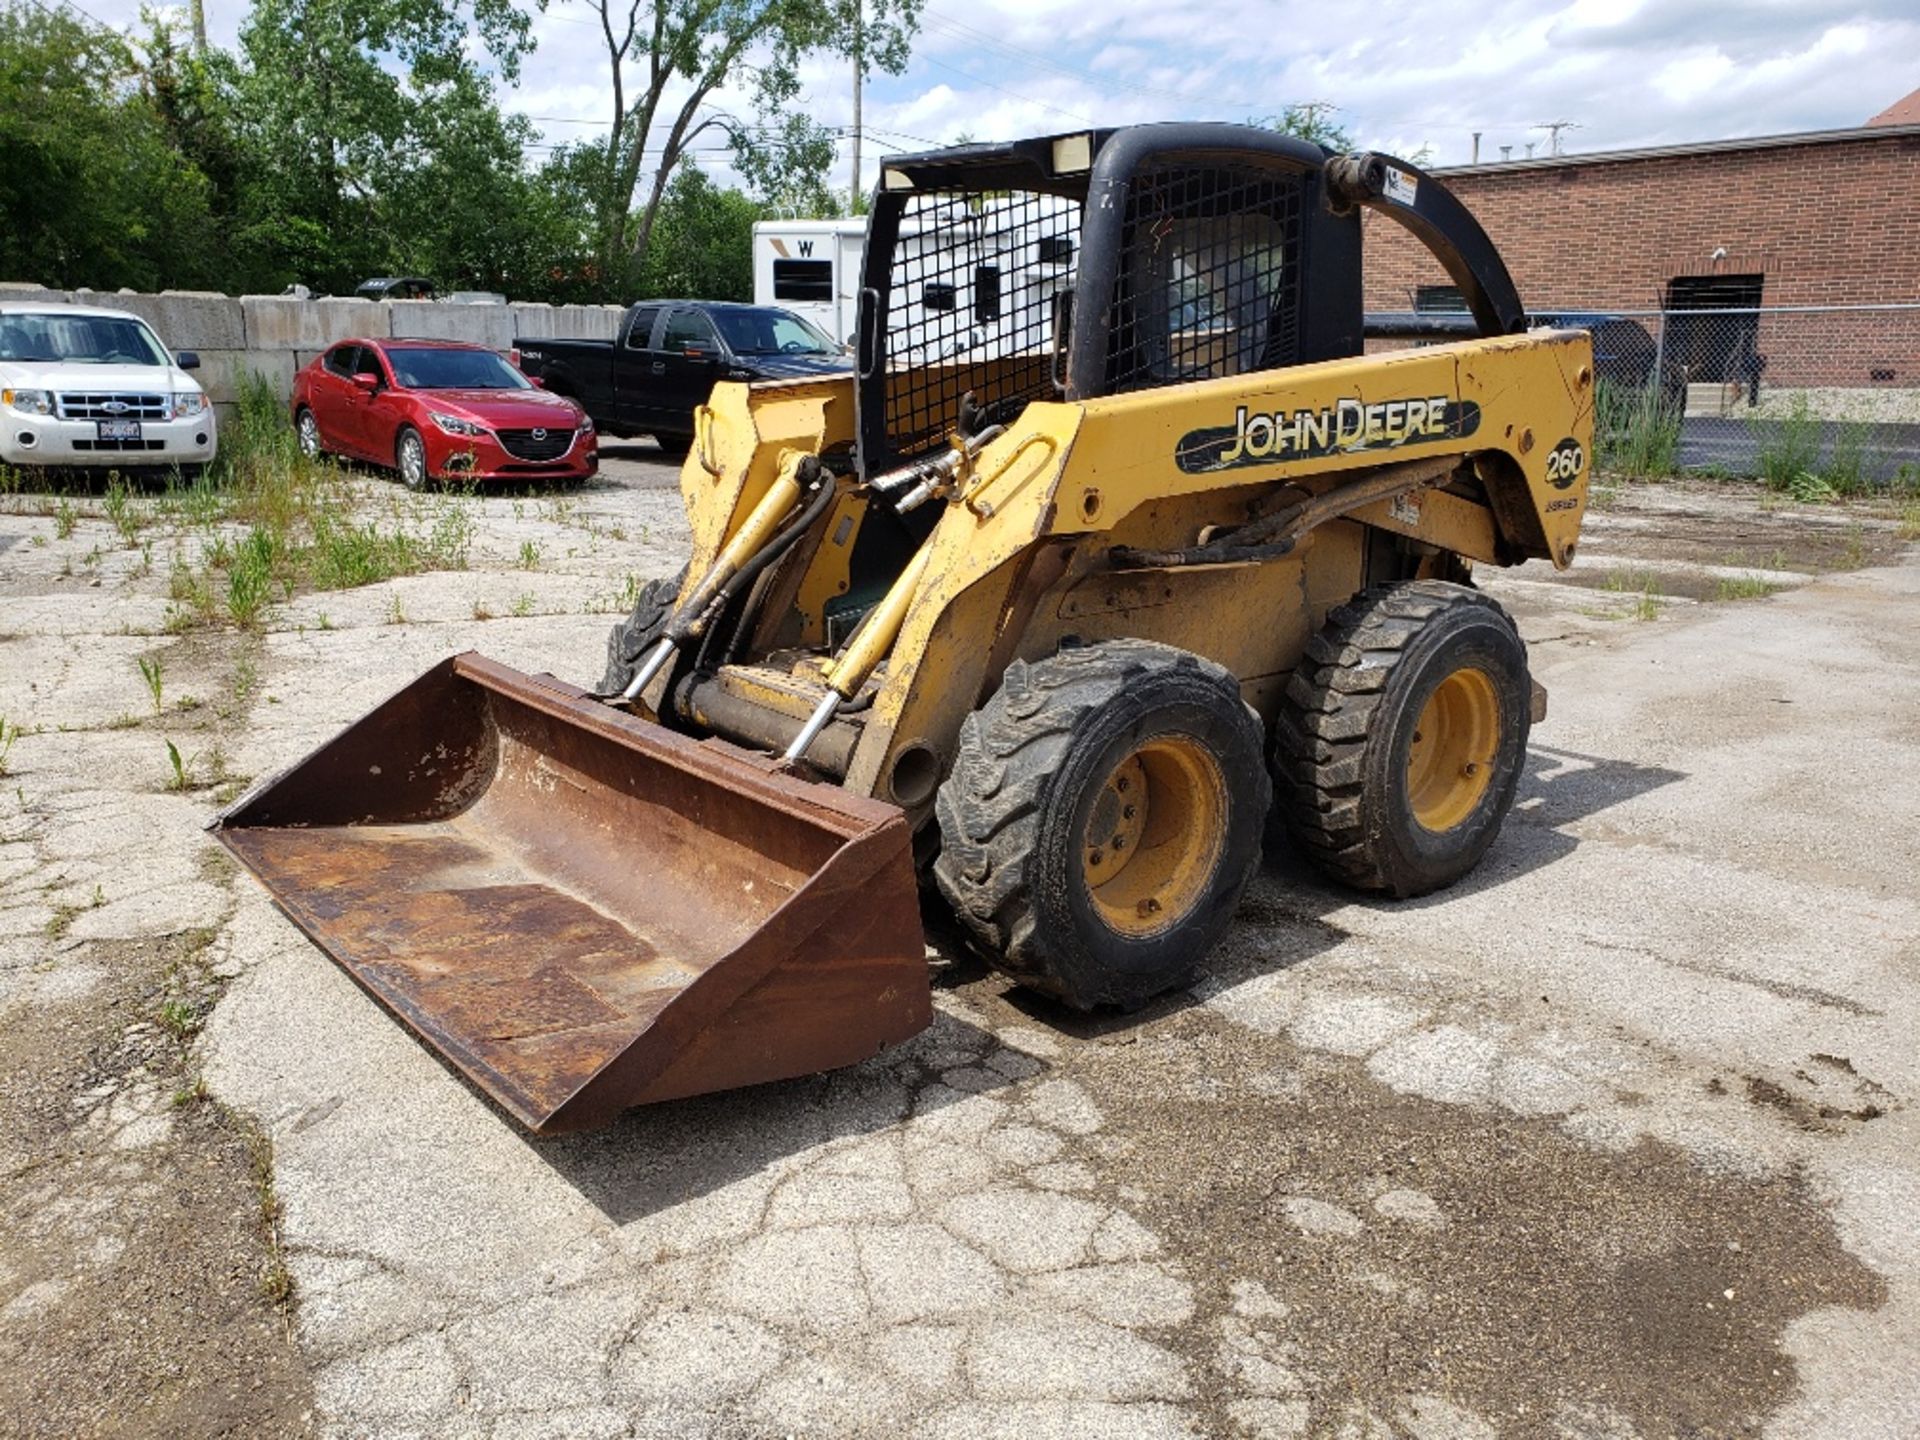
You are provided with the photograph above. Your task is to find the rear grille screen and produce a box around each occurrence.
[1105,162,1304,392]
[880,188,1081,461]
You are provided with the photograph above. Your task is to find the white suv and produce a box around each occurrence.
[0,304,217,472]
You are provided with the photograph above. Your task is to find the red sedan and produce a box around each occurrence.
[291,338,597,486]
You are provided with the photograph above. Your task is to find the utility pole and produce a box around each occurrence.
[1533,119,1579,156]
[191,0,206,53]
[850,0,863,212]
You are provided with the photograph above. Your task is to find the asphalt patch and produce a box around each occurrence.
[1074,1009,1885,1438]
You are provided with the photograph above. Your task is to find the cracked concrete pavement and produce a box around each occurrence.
[5,457,1920,1438]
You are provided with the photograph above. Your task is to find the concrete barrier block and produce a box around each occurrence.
[84,290,246,351]
[243,295,388,350]
[0,282,72,305]
[389,302,516,349]
[510,304,626,341]
[193,349,297,407]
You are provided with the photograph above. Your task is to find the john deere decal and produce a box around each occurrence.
[1176,396,1481,474]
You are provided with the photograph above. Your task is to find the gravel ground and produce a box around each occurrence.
[3,460,1917,1439]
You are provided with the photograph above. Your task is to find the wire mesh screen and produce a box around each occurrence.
[881,188,1081,460]
[1106,163,1304,392]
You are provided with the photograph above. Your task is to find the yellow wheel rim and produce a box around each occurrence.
[1406,666,1501,832]
[1081,735,1228,938]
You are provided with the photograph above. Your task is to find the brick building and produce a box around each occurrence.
[1362,117,1920,388]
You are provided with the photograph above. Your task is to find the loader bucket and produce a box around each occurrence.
[213,653,931,1134]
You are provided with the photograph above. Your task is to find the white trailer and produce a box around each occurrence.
[752,219,865,344]
[753,198,1079,355]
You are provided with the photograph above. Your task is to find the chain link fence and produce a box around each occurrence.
[1531,303,1920,489]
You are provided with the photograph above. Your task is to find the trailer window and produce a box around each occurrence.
[1037,235,1073,265]
[772,260,833,303]
[974,266,1002,325]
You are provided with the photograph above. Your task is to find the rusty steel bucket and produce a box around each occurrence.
[213,653,931,1134]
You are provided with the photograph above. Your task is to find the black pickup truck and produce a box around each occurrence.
[515,300,850,452]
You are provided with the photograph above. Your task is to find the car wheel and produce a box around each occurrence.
[396,426,430,490]
[295,407,323,460]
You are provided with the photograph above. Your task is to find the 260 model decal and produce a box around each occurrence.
[1176,396,1481,474]
[1544,436,1583,489]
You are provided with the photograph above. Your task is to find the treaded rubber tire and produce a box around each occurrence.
[599,565,688,693]
[933,638,1270,1011]
[1271,579,1530,898]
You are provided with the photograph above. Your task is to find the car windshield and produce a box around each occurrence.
[386,347,530,390]
[710,308,839,356]
[0,313,169,366]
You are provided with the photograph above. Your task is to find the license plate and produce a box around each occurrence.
[97,419,143,442]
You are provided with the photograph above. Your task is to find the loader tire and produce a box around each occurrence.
[1272,580,1529,898]
[934,639,1269,1011]
[599,565,687,694]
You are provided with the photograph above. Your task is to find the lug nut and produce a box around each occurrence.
[1137,897,1161,917]
[1111,835,1125,851]
[1116,777,1129,792]
[1088,850,1103,867]
[1123,805,1136,820]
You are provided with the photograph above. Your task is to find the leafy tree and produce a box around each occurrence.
[633,166,764,301]
[1252,103,1354,154]
[573,0,921,285]
[225,0,538,292]
[0,0,221,289]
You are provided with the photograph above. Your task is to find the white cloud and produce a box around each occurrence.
[62,0,1920,181]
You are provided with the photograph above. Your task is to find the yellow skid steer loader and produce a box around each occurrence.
[217,126,1592,1133]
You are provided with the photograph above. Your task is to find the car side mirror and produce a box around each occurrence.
[352,373,381,393]
[176,351,201,371]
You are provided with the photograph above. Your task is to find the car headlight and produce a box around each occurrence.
[2,388,52,416]
[429,411,486,437]
[172,392,207,418]
[578,413,594,435]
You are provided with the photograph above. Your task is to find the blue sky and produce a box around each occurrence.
[85,0,1920,194]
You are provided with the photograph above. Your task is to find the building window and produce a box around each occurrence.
[772,259,833,303]
[1413,284,1467,314]
[974,265,1002,325]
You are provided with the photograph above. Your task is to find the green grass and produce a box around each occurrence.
[53,497,76,538]
[139,373,477,630]
[1603,567,1663,620]
[0,716,18,776]
[1899,503,1920,542]
[1751,395,1824,492]
[138,655,165,712]
[1713,574,1781,601]
[518,539,541,570]
[164,739,188,792]
[225,528,280,627]
[1820,419,1870,498]
[1596,381,1680,478]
